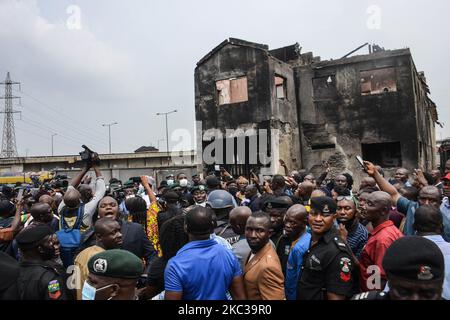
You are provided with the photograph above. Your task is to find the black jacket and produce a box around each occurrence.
[78,219,156,265]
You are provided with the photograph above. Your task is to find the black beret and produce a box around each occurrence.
[15,225,53,247]
[158,180,168,189]
[88,249,143,279]
[206,176,221,188]
[310,196,337,214]
[382,236,445,282]
[263,196,293,209]
[162,191,180,202]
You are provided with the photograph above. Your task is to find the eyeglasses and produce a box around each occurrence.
[336,196,353,201]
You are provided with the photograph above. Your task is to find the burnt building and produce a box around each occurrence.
[195,38,439,184]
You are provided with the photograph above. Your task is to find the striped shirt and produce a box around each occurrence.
[346,222,368,259]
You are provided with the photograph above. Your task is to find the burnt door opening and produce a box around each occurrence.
[362,142,402,168]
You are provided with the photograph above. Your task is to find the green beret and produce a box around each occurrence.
[88,249,143,279]
[190,185,206,193]
[16,225,53,248]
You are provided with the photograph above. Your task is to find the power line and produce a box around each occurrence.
[19,102,107,147]
[13,87,107,139]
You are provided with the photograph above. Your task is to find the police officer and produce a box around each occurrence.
[190,185,207,207]
[297,196,355,300]
[262,196,293,245]
[16,225,73,300]
[353,236,445,300]
[82,249,143,300]
[207,190,238,244]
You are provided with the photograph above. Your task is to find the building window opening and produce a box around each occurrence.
[275,76,287,99]
[216,76,248,105]
[360,67,397,96]
[361,142,402,168]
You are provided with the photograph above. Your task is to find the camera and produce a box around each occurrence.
[79,145,100,167]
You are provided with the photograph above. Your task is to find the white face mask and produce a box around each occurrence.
[82,280,116,301]
[167,179,174,186]
[179,179,188,187]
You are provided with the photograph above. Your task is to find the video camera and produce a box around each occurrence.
[79,145,100,167]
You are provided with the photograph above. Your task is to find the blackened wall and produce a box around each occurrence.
[296,50,423,185]
[195,41,300,175]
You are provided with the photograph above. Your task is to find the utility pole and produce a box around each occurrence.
[0,72,21,158]
[51,133,57,156]
[156,110,177,155]
[102,122,118,154]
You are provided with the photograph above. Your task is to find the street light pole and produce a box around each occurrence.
[102,122,118,154]
[51,133,57,156]
[156,110,177,154]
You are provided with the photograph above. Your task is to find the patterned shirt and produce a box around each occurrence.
[346,222,368,259]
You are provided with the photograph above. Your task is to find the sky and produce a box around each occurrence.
[0,0,448,157]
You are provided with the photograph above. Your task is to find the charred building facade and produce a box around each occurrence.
[195,38,439,184]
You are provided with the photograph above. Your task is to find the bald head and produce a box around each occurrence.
[418,186,442,209]
[63,188,81,208]
[30,203,53,223]
[370,191,392,209]
[285,204,308,220]
[311,189,326,198]
[185,206,215,237]
[229,206,252,235]
[39,194,55,210]
[94,217,120,236]
[298,181,315,198]
[359,177,377,190]
[79,184,93,203]
[284,204,308,239]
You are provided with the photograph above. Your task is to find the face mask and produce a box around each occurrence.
[167,179,174,186]
[179,179,188,187]
[82,280,116,301]
[125,194,135,199]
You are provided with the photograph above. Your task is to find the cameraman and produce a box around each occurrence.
[57,157,106,230]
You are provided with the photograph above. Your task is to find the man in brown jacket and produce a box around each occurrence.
[244,211,285,300]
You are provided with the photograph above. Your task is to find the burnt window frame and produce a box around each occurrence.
[360,67,398,96]
[215,75,249,106]
[274,74,288,100]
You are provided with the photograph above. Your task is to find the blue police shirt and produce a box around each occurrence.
[285,232,311,300]
[165,238,242,300]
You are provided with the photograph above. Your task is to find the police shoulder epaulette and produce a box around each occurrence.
[352,291,387,300]
[332,237,348,251]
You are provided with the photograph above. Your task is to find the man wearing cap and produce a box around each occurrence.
[157,191,183,228]
[191,185,207,207]
[262,196,293,245]
[82,249,143,300]
[191,174,201,187]
[296,196,356,300]
[16,225,73,300]
[353,236,445,300]
[359,191,403,292]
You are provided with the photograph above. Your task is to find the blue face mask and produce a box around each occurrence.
[82,280,116,301]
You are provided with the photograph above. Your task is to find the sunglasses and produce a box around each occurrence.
[336,196,353,201]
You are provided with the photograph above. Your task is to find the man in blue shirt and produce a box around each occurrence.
[279,204,311,300]
[413,205,450,300]
[164,206,246,300]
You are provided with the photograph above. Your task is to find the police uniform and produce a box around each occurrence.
[15,225,72,300]
[352,236,446,300]
[296,197,356,300]
[262,197,293,245]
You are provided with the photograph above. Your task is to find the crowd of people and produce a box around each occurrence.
[0,157,449,300]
